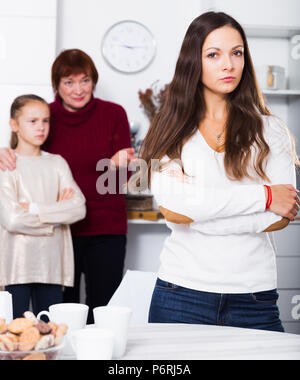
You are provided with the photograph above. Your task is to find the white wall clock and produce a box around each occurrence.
[101,20,157,74]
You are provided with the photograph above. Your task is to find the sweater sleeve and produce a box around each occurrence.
[151,159,266,223]
[111,105,133,188]
[35,156,87,225]
[189,116,296,234]
[0,170,54,236]
[112,105,132,154]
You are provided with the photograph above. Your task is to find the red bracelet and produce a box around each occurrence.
[266,185,272,209]
[264,185,272,210]
[264,185,269,209]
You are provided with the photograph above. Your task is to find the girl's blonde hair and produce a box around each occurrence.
[10,94,49,149]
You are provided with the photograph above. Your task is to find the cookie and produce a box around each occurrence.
[8,318,34,334]
[6,332,19,343]
[0,318,7,332]
[23,311,39,325]
[34,334,55,351]
[36,320,52,335]
[55,323,68,338]
[0,321,8,334]
[23,352,46,361]
[47,322,58,335]
[1,312,68,358]
[0,334,14,351]
[19,327,40,352]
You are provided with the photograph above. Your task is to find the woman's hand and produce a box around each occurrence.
[161,184,300,225]
[268,184,300,221]
[110,148,137,168]
[58,188,75,202]
[0,148,16,171]
[159,206,194,224]
[263,217,290,232]
[20,202,29,211]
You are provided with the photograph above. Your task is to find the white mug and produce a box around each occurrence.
[0,291,13,324]
[71,328,115,360]
[37,303,89,332]
[37,303,89,357]
[93,306,132,359]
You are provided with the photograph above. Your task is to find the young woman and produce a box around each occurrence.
[0,95,86,318]
[0,49,137,323]
[134,12,300,332]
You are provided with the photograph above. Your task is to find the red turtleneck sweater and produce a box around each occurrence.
[43,95,131,236]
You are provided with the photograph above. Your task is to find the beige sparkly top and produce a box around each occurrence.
[0,152,86,287]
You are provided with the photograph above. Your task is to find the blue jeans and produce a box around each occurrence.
[148,278,284,333]
[5,283,63,319]
[64,235,126,324]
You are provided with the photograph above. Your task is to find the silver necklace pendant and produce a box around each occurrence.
[203,122,225,144]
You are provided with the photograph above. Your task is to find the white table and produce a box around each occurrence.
[61,323,300,360]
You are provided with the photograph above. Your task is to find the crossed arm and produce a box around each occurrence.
[159,206,290,232]
[0,157,86,236]
[152,122,297,235]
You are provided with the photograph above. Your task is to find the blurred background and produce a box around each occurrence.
[0,0,299,153]
[0,0,299,333]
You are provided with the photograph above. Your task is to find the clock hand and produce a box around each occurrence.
[119,44,145,49]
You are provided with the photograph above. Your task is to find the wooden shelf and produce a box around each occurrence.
[127,210,164,223]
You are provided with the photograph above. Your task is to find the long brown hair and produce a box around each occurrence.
[10,94,49,149]
[136,12,298,189]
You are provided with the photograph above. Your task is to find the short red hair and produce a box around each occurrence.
[51,49,99,91]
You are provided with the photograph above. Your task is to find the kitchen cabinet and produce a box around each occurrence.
[274,221,300,334]
[245,25,300,148]
[245,25,300,333]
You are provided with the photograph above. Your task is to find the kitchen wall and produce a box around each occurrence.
[0,0,57,146]
[56,0,300,141]
[1,0,299,143]
[56,0,203,140]
[213,0,300,27]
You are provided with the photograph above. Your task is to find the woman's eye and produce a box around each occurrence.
[233,50,243,56]
[208,52,218,58]
[65,81,72,86]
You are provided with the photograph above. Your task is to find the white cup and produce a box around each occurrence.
[37,303,89,357]
[0,291,13,324]
[37,303,89,332]
[71,328,115,360]
[93,306,132,359]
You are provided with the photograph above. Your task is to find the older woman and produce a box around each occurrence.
[0,49,136,323]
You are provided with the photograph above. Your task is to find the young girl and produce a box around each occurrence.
[132,12,300,332]
[0,95,86,318]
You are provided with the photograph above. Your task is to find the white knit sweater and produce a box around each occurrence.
[151,116,296,293]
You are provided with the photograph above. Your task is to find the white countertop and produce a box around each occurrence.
[61,323,300,360]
